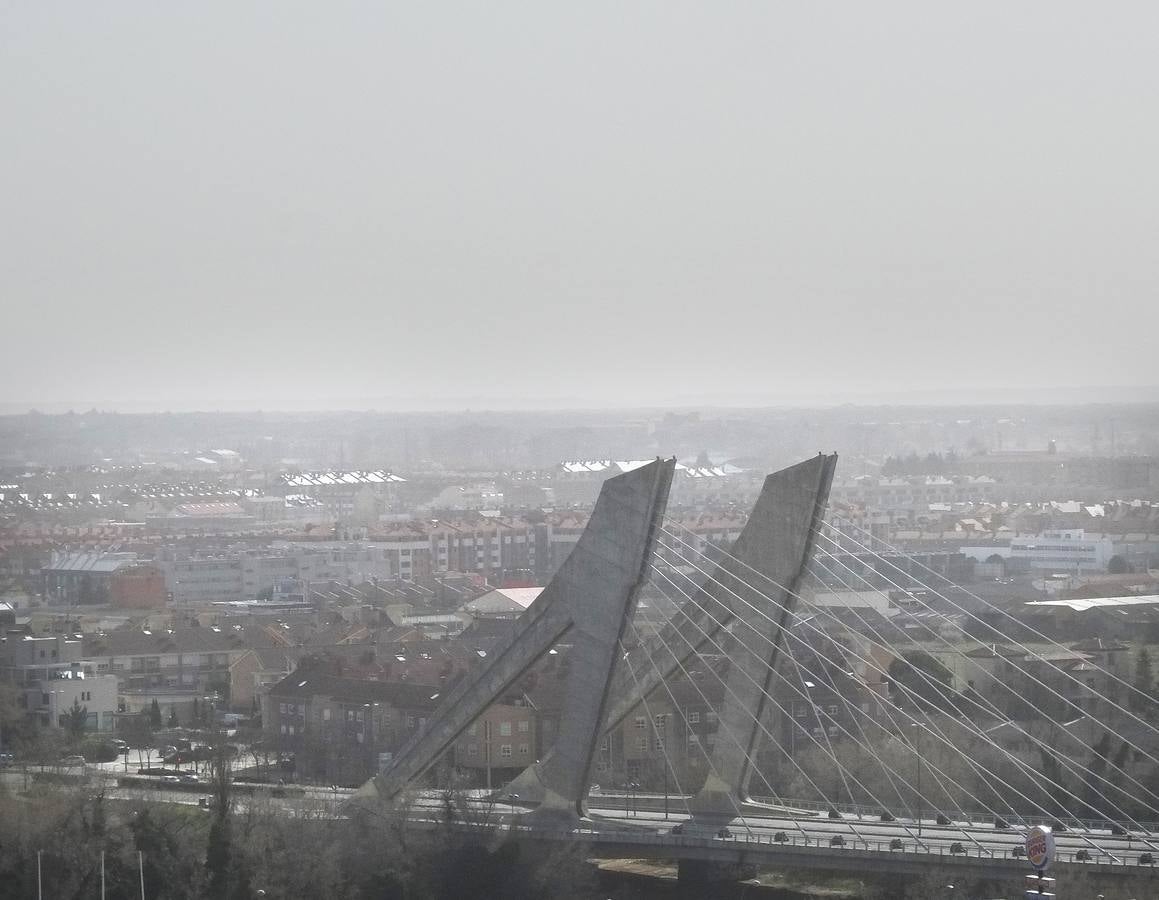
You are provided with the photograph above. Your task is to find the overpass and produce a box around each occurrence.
[358,454,1159,888]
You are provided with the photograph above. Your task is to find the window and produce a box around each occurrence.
[518,744,529,756]
[636,737,648,752]
[827,705,838,717]
[468,744,478,756]
[500,721,512,736]
[467,724,476,736]
[600,736,609,752]
[653,737,664,752]
[706,711,718,723]
[323,708,331,721]
[517,720,529,733]
[654,714,667,728]
[688,711,699,724]
[634,716,646,730]
[500,744,512,759]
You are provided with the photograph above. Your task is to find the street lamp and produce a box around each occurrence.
[909,722,922,836]
[627,781,640,818]
[506,793,519,826]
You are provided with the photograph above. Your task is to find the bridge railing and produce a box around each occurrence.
[445,823,1158,871]
[746,794,1159,835]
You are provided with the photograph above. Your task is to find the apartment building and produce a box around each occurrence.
[0,631,118,732]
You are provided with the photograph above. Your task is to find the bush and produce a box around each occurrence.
[79,741,119,763]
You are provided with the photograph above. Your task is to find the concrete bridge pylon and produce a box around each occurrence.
[506,453,837,814]
[359,457,675,825]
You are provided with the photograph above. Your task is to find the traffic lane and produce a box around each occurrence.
[589,807,1154,861]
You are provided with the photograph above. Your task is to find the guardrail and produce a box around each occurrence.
[419,818,1159,872]
[745,794,1159,835]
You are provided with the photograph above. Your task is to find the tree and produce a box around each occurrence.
[1108,554,1132,575]
[65,697,88,742]
[119,712,154,770]
[204,736,247,897]
[1134,647,1154,709]
[888,651,958,713]
[149,698,163,729]
[168,706,180,728]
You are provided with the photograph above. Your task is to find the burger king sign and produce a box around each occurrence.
[1025,825,1055,871]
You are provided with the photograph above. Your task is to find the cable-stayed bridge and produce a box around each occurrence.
[358,455,1159,887]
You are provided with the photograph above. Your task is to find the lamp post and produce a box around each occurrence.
[663,758,669,820]
[483,720,492,792]
[506,792,519,826]
[909,722,922,836]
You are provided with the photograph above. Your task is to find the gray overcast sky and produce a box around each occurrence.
[2,2,1157,411]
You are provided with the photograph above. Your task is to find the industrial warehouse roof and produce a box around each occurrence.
[281,470,406,487]
[462,587,542,616]
[44,551,139,573]
[1026,594,1159,612]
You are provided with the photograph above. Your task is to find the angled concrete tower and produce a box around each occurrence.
[689,453,836,814]
[362,457,675,824]
[505,453,838,809]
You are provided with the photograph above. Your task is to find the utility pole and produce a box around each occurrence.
[484,719,492,792]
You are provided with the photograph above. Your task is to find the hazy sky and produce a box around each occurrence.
[3,2,1157,412]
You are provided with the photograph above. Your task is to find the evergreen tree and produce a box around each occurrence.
[168,706,179,728]
[1134,647,1154,709]
[149,698,163,729]
[65,696,88,741]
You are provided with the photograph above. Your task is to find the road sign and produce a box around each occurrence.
[1025,825,1055,871]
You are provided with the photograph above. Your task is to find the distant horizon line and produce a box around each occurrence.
[1,384,1157,416]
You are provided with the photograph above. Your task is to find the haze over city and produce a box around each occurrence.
[4,2,1158,412]
[4,4,1159,899]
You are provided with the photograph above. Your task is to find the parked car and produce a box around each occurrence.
[60,755,86,767]
[179,772,200,784]
[0,752,14,767]
[160,775,181,784]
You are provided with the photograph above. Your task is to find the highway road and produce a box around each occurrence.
[7,769,1157,875]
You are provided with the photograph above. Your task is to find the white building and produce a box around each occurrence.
[1008,529,1114,574]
